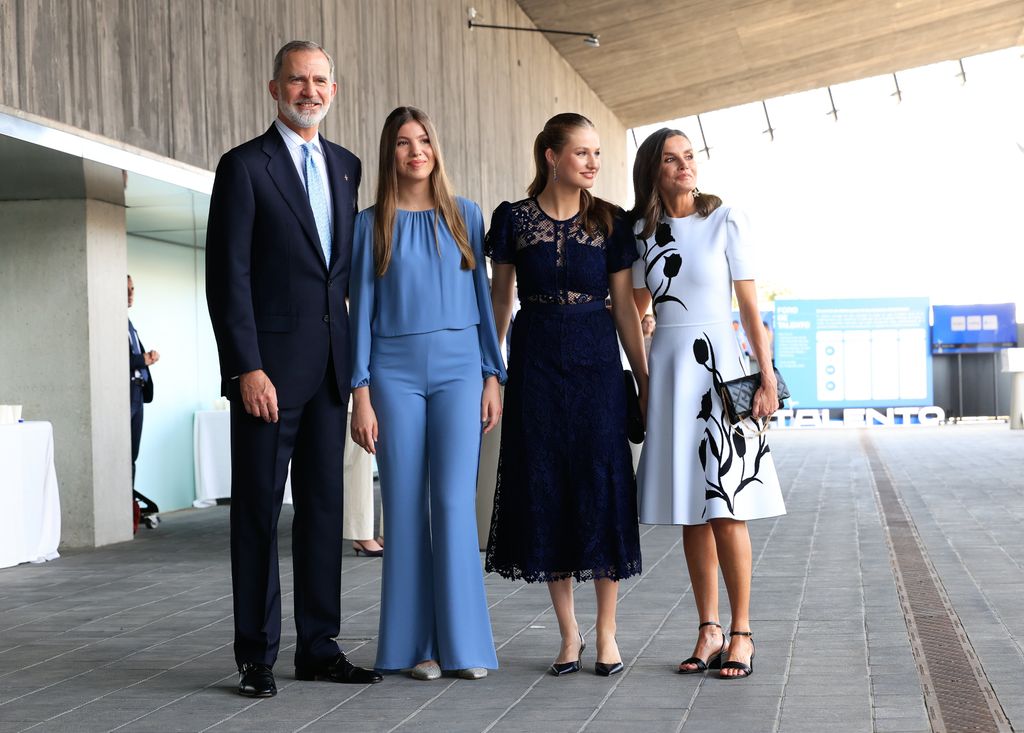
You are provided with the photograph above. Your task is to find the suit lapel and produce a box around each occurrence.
[262,127,328,271]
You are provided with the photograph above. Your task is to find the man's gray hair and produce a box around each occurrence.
[273,40,335,81]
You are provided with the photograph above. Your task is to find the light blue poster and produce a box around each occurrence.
[773,298,933,409]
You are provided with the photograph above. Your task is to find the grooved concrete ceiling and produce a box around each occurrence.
[514,0,1024,126]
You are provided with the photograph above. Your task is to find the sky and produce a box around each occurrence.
[626,47,1024,317]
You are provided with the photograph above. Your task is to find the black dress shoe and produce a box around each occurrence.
[238,662,276,697]
[594,661,624,677]
[295,652,383,684]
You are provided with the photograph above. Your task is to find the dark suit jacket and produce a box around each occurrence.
[205,124,361,407]
[129,319,154,404]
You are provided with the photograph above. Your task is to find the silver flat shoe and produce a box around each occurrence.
[456,667,487,680]
[410,661,441,681]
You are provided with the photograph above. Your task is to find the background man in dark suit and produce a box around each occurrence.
[127,275,157,486]
[205,40,381,698]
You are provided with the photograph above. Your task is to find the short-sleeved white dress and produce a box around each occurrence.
[633,206,786,525]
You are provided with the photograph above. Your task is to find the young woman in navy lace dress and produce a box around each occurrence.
[484,113,648,677]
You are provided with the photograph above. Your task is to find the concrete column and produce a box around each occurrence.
[1001,348,1024,430]
[0,160,131,547]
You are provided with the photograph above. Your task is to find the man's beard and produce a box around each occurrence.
[279,97,330,129]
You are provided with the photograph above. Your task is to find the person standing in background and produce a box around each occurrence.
[127,274,157,488]
[344,406,383,557]
[205,40,381,698]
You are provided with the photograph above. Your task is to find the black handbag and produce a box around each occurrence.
[718,366,789,427]
[623,370,645,444]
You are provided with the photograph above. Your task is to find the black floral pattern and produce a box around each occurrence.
[692,333,772,518]
[637,222,687,313]
[663,253,682,278]
[654,223,675,247]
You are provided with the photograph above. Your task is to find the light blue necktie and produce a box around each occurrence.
[302,142,332,264]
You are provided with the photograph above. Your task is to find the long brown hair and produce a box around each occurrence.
[528,113,615,237]
[372,106,474,277]
[630,128,722,241]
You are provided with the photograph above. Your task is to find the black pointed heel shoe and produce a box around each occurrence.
[594,660,624,676]
[678,621,725,675]
[719,630,754,680]
[549,631,585,676]
[352,540,383,557]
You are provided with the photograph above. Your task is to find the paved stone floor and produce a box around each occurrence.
[1,425,1022,732]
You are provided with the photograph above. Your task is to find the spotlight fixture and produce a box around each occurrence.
[467,7,600,49]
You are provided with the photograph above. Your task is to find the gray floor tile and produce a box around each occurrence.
[2,426,1023,731]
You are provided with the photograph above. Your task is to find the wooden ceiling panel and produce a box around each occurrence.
[514,0,1024,126]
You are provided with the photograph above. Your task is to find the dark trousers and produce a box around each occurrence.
[229,360,347,669]
[130,384,144,485]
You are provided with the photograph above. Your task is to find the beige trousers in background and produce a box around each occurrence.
[342,408,382,540]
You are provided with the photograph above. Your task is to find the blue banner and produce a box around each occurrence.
[932,303,1017,353]
[773,298,933,409]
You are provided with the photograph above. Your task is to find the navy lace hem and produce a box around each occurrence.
[484,305,642,584]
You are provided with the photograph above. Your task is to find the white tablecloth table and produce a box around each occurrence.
[0,421,61,568]
[193,410,292,507]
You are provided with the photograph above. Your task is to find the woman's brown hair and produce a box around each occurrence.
[630,128,722,241]
[372,106,474,277]
[527,112,616,237]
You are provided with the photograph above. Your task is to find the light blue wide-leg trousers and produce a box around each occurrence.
[370,326,498,671]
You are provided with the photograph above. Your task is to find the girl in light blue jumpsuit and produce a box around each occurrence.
[349,107,506,679]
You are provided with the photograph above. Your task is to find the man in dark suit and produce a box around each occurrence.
[127,275,157,486]
[205,40,381,698]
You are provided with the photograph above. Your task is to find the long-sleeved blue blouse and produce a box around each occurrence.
[349,196,507,388]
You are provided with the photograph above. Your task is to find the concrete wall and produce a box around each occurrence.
[0,193,132,547]
[0,0,628,547]
[0,0,629,210]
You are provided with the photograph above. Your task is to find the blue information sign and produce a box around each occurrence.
[932,303,1017,353]
[773,298,933,409]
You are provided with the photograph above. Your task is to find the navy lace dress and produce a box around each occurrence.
[484,198,642,583]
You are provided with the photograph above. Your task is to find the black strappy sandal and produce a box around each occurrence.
[677,621,726,675]
[719,630,754,679]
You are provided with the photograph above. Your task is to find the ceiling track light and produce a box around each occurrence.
[467,7,599,48]
[826,86,839,122]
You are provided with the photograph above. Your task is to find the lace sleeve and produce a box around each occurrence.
[605,213,639,273]
[485,201,515,264]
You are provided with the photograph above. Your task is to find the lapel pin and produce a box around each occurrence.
[344,174,349,181]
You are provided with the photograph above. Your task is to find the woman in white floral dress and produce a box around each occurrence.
[631,128,786,680]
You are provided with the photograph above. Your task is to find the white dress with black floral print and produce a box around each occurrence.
[632,207,786,525]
